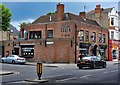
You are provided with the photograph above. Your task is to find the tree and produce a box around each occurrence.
[0,4,12,31]
[19,22,31,29]
[47,11,57,15]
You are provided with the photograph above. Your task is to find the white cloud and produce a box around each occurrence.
[10,18,34,31]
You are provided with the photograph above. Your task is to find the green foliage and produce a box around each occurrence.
[47,11,57,15]
[19,22,31,29]
[0,4,12,31]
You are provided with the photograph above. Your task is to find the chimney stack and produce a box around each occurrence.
[79,12,86,18]
[57,3,64,21]
[95,5,101,14]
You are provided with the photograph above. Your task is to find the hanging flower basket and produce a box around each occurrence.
[99,44,107,49]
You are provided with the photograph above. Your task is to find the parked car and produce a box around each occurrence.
[1,55,26,64]
[77,56,106,69]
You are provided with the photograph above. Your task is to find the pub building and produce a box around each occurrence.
[5,3,108,63]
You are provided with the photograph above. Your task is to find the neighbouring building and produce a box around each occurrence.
[4,3,108,63]
[87,5,120,61]
[0,24,19,57]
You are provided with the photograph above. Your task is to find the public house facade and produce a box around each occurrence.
[5,3,108,63]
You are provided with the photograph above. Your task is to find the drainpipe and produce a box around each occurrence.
[75,24,77,63]
[45,24,47,47]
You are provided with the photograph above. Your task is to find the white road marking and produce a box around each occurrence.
[14,72,19,74]
[56,77,77,82]
[80,75,91,78]
[56,75,91,82]
[103,70,118,74]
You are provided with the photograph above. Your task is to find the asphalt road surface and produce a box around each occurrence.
[1,61,119,85]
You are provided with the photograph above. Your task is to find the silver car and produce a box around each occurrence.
[1,55,26,64]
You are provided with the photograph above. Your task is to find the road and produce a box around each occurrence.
[0,61,119,85]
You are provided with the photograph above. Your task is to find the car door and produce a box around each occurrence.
[6,56,12,63]
[8,55,14,63]
[92,56,97,66]
[96,57,102,66]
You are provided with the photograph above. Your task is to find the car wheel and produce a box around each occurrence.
[12,60,15,64]
[91,63,96,69]
[2,59,4,63]
[79,66,82,69]
[102,63,106,68]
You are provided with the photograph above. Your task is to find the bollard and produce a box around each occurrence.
[37,62,42,80]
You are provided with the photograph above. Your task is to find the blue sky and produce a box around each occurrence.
[2,2,119,31]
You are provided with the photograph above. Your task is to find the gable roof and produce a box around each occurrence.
[32,12,100,26]
[8,24,19,36]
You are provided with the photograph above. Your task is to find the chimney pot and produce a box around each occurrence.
[95,5,101,13]
[79,12,86,18]
[96,5,101,9]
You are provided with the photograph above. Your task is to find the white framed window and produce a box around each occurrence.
[111,17,114,25]
[111,31,114,40]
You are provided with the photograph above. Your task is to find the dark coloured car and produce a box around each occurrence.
[77,56,106,69]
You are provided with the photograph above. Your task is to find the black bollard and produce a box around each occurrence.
[37,62,42,80]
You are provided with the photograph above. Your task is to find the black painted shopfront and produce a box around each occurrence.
[79,43,91,56]
[99,44,107,58]
[21,45,34,58]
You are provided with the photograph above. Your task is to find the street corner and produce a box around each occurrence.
[0,70,15,76]
[24,78,49,83]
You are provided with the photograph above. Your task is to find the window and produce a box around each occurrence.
[111,18,114,25]
[111,31,114,40]
[61,25,71,32]
[47,30,53,38]
[92,32,96,42]
[79,30,84,41]
[29,31,41,39]
[102,34,106,43]
[99,33,102,43]
[85,31,89,41]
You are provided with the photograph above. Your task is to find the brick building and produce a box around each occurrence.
[0,24,19,57]
[5,3,108,63]
[87,5,120,61]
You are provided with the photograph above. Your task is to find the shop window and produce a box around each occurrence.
[111,17,114,25]
[92,32,96,42]
[102,34,106,43]
[85,31,89,41]
[99,33,102,43]
[29,31,41,39]
[21,46,34,58]
[111,31,114,40]
[79,30,84,41]
[47,30,53,38]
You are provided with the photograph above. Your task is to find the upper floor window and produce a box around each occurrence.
[111,31,114,40]
[111,17,114,25]
[92,32,96,42]
[79,30,84,41]
[85,31,89,41]
[61,25,71,32]
[99,33,102,43]
[29,31,41,39]
[102,34,106,43]
[47,30,53,38]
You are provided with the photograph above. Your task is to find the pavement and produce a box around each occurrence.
[0,70,14,75]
